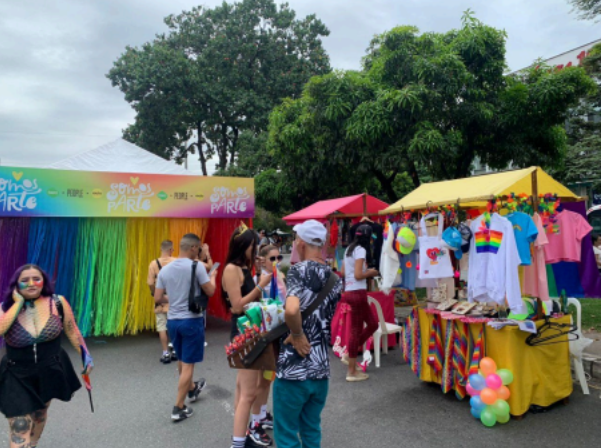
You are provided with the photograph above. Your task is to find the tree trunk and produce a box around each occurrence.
[408,160,421,188]
[372,170,399,203]
[218,124,228,171]
[229,127,239,166]
[197,122,208,176]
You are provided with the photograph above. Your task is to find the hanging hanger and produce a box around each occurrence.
[525,316,579,346]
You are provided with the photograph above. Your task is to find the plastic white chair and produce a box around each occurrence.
[567,297,592,395]
[367,295,403,368]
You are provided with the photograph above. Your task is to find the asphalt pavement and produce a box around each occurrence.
[1,317,600,448]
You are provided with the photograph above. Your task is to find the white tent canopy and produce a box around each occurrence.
[48,139,195,175]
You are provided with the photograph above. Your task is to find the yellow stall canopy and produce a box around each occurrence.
[382,166,581,213]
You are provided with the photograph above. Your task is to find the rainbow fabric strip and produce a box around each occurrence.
[441,321,454,394]
[469,325,484,376]
[452,322,468,400]
[475,230,503,254]
[427,315,443,373]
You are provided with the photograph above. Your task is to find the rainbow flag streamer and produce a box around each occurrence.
[441,320,454,394]
[270,262,279,300]
[411,308,421,377]
[469,325,485,375]
[427,315,443,373]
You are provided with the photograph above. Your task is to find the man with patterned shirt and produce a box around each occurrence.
[274,220,343,448]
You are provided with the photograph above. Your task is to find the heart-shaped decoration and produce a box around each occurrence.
[12,172,23,181]
[130,177,139,185]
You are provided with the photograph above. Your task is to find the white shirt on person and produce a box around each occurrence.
[344,246,367,291]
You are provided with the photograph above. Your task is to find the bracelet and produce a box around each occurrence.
[256,285,266,295]
[292,332,304,339]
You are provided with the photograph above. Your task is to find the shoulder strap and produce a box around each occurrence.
[189,261,198,302]
[156,258,162,271]
[53,294,64,323]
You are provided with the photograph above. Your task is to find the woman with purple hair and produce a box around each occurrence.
[0,264,93,448]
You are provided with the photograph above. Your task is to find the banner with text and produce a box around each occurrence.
[0,167,254,218]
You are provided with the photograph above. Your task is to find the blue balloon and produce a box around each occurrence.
[470,395,486,411]
[471,407,482,419]
[469,374,486,391]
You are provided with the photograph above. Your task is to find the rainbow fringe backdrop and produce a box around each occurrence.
[0,217,243,337]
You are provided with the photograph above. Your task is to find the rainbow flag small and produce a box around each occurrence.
[270,262,279,300]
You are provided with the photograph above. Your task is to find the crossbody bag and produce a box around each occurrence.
[189,261,210,314]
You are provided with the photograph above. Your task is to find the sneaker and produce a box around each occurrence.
[188,378,207,402]
[161,352,171,364]
[346,372,369,382]
[168,344,178,361]
[247,422,272,446]
[260,412,274,430]
[340,354,349,366]
[171,405,193,422]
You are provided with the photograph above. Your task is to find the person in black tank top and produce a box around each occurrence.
[223,268,257,341]
[222,224,273,448]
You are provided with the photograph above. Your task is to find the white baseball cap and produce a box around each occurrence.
[293,220,327,247]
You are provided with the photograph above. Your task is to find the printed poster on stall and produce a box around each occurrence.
[0,166,254,218]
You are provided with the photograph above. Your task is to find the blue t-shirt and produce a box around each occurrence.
[507,212,538,266]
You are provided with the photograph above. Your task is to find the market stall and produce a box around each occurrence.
[379,166,591,420]
[0,141,254,337]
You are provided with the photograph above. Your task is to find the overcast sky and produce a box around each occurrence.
[0,0,598,174]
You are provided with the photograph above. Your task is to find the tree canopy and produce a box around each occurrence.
[268,12,596,202]
[107,0,330,174]
[570,0,601,20]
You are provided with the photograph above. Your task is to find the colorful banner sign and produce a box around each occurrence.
[0,166,254,218]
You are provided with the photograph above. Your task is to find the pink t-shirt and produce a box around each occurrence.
[543,210,592,264]
[523,213,550,301]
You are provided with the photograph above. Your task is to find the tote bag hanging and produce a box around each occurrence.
[418,214,453,279]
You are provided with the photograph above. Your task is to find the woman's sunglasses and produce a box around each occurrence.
[269,255,284,262]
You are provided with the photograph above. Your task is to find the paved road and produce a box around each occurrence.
[1,317,599,448]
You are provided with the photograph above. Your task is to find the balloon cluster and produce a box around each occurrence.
[466,357,514,427]
[225,325,261,356]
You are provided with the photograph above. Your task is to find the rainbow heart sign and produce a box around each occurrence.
[0,166,254,218]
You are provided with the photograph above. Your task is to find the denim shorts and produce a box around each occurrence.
[167,318,205,364]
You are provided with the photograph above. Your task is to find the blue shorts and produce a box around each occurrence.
[167,318,205,364]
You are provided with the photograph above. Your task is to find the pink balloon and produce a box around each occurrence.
[466,383,480,396]
[486,373,503,390]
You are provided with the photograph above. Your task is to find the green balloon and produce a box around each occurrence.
[497,413,511,424]
[480,408,497,427]
[497,369,514,386]
[492,399,510,416]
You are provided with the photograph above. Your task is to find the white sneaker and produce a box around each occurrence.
[346,372,369,382]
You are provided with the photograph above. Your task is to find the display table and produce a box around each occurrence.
[409,307,572,416]
[331,291,396,355]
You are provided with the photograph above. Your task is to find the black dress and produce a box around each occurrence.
[223,267,258,341]
[0,337,81,418]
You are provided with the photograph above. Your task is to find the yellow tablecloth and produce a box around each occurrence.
[416,308,572,416]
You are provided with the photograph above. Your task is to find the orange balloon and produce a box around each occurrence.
[480,357,497,377]
[480,387,498,405]
[497,385,511,401]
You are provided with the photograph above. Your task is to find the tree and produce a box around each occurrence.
[570,0,601,20]
[107,0,330,174]
[557,43,601,188]
[268,12,596,202]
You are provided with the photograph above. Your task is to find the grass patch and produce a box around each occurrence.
[578,299,601,332]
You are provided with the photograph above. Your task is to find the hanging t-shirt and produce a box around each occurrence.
[467,213,523,313]
[543,210,592,264]
[506,212,538,266]
[379,222,400,293]
[330,220,339,248]
[399,225,420,291]
[344,246,367,291]
[552,262,585,298]
[523,213,550,301]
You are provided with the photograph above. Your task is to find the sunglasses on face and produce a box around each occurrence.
[269,255,284,262]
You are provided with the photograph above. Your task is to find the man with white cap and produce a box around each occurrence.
[273,220,343,448]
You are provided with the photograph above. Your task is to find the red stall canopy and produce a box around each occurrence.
[283,193,389,225]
